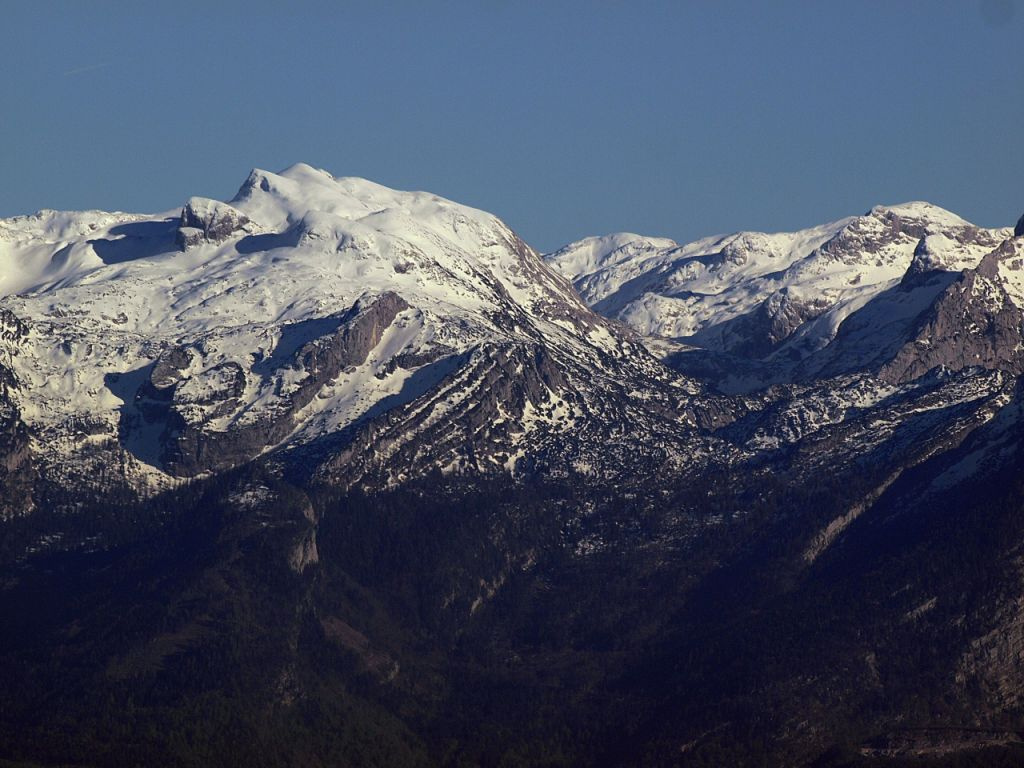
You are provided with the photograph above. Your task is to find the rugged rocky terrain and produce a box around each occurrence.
[2,166,1024,767]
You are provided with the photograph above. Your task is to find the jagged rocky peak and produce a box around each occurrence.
[813,202,978,267]
[1015,211,1024,238]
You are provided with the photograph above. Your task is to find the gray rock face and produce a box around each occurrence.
[297,291,409,380]
[149,292,410,475]
[1016,212,1024,238]
[881,245,1024,384]
[0,310,35,520]
[314,341,571,487]
[0,395,35,521]
[288,528,319,574]
[176,197,252,249]
[761,292,832,348]
[149,346,194,393]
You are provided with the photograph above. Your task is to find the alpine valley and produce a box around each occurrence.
[3,164,1024,767]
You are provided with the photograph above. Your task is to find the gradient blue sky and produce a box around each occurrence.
[2,1,1021,250]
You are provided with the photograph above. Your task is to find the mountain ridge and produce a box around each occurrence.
[547,201,1017,393]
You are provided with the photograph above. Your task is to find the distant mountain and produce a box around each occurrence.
[547,203,1015,391]
[3,168,1024,767]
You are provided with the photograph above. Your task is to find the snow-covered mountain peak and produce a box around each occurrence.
[214,164,585,315]
[230,165,392,229]
[866,200,974,229]
[228,164,513,254]
[0,165,671,489]
[545,232,679,277]
[0,164,579,326]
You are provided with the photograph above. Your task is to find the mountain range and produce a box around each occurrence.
[2,165,1024,767]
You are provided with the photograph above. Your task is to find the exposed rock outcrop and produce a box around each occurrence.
[148,345,194,394]
[881,244,1024,384]
[176,197,253,249]
[0,310,34,519]
[157,291,409,475]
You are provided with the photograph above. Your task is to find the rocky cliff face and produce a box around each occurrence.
[880,242,1024,384]
[147,291,412,475]
[0,310,35,520]
[177,197,255,248]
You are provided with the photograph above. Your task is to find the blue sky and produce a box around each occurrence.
[2,1,1021,250]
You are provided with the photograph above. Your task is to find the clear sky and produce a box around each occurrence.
[2,1,1021,251]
